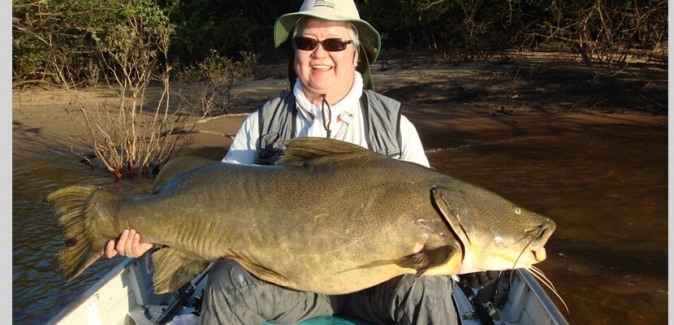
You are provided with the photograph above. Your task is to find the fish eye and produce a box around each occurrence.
[513,207,522,215]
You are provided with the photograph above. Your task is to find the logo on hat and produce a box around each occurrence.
[313,1,336,9]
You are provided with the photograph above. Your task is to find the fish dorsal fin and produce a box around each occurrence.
[277,137,382,167]
[151,248,210,294]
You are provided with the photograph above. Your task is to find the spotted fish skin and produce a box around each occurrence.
[47,137,555,295]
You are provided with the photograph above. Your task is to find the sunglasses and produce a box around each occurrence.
[293,37,353,52]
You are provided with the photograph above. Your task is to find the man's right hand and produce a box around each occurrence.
[105,229,154,259]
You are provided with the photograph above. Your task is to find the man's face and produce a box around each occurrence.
[293,18,358,102]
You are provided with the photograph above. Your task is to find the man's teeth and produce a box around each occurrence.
[313,65,331,69]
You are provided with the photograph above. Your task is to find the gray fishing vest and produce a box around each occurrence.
[256,89,402,165]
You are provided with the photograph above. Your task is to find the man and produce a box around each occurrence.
[106,1,492,323]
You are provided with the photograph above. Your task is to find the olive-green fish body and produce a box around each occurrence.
[47,137,555,295]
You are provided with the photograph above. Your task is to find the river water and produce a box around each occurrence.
[12,116,667,324]
[424,122,668,325]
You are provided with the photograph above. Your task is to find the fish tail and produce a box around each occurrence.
[46,185,119,281]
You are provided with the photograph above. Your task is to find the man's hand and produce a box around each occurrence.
[105,229,154,259]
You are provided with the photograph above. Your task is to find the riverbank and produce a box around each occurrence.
[12,52,667,161]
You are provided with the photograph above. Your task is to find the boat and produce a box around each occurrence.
[46,251,569,325]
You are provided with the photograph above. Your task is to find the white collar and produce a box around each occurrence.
[293,72,364,137]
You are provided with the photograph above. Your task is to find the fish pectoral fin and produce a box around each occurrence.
[234,259,289,287]
[431,186,471,248]
[396,244,457,277]
[151,248,209,294]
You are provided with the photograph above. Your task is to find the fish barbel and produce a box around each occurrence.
[47,137,556,294]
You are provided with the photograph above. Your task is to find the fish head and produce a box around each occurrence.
[431,182,556,274]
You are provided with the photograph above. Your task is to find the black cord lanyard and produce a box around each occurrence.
[320,94,331,138]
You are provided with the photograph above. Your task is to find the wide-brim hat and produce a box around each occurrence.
[274,0,381,90]
[274,0,381,64]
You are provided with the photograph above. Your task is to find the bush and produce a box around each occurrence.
[173,50,259,118]
[57,0,192,178]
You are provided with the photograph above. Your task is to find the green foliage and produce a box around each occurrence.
[93,0,175,71]
[12,0,170,84]
[162,0,263,66]
[13,0,668,85]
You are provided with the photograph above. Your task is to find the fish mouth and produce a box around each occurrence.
[531,247,547,262]
[523,221,555,263]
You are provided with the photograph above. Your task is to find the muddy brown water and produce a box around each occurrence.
[425,122,668,325]
[12,115,667,324]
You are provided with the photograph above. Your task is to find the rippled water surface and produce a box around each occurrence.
[12,155,155,324]
[12,121,667,324]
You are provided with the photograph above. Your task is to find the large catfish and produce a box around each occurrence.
[47,137,556,295]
